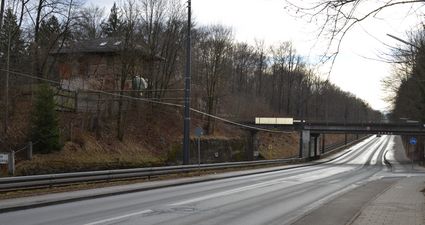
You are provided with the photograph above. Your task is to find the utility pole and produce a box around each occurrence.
[0,0,4,136]
[0,0,5,29]
[4,10,11,137]
[182,0,192,165]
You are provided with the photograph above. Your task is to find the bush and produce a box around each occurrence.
[30,84,62,154]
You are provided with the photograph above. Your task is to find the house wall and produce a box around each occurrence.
[56,53,148,91]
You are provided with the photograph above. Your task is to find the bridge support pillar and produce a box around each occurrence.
[300,130,311,159]
[321,134,325,154]
[247,130,258,161]
[312,133,320,158]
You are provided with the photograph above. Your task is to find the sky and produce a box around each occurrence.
[88,0,425,112]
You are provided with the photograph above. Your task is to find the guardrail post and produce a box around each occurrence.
[8,151,15,176]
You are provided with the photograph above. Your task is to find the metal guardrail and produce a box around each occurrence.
[0,158,302,191]
[0,136,368,192]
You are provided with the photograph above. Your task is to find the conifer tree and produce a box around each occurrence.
[0,8,25,65]
[38,15,61,50]
[30,84,61,154]
[101,3,123,38]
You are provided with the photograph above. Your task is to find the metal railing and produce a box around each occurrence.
[0,158,303,192]
[0,136,367,192]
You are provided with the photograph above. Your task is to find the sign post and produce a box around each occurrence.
[7,151,14,176]
[409,137,417,170]
[194,127,204,169]
[0,153,8,176]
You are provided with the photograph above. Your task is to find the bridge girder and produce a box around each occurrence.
[247,122,425,135]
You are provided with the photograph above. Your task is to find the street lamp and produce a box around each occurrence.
[387,34,419,49]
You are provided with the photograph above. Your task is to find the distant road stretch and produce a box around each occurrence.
[0,135,415,225]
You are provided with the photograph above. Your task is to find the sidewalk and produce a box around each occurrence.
[386,136,425,173]
[350,176,425,225]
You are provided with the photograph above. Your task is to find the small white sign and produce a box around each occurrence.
[255,117,294,125]
[0,154,8,164]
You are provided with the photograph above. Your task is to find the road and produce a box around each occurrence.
[0,135,419,225]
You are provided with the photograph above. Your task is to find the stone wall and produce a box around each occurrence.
[189,138,247,164]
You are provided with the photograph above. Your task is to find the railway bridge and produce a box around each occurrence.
[243,118,425,159]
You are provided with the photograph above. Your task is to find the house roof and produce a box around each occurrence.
[51,38,163,60]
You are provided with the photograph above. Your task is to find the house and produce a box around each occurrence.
[50,37,160,91]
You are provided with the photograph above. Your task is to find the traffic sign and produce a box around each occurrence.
[410,137,417,145]
[0,154,8,164]
[194,127,203,137]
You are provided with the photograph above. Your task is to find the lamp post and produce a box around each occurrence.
[182,0,192,165]
[387,34,419,49]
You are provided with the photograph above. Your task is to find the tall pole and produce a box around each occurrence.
[4,14,11,137]
[182,0,191,165]
[0,0,5,29]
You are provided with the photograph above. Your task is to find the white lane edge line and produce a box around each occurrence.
[83,209,154,225]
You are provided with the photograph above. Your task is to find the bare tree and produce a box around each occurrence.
[253,39,268,97]
[139,0,165,96]
[231,42,255,94]
[284,0,425,66]
[138,0,186,100]
[116,0,140,141]
[28,0,80,77]
[155,0,185,98]
[385,26,425,121]
[194,25,233,134]
[73,4,105,40]
[268,42,303,114]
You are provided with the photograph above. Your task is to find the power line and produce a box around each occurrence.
[0,68,293,134]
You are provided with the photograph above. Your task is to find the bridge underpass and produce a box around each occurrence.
[246,121,425,159]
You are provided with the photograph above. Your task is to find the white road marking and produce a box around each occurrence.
[169,179,295,206]
[83,209,154,225]
[169,166,355,206]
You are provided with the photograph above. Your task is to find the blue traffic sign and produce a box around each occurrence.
[410,137,417,145]
[194,127,204,137]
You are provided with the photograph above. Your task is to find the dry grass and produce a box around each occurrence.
[5,95,348,176]
[257,132,299,159]
[16,132,164,175]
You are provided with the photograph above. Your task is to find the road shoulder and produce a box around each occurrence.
[290,177,400,225]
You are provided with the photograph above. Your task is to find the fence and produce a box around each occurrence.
[54,88,77,112]
[1,142,33,176]
[54,89,145,113]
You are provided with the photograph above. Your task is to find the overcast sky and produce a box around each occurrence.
[89,0,425,112]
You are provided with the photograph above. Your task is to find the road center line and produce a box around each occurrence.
[83,209,153,225]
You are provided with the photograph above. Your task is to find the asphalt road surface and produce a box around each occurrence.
[0,135,417,225]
